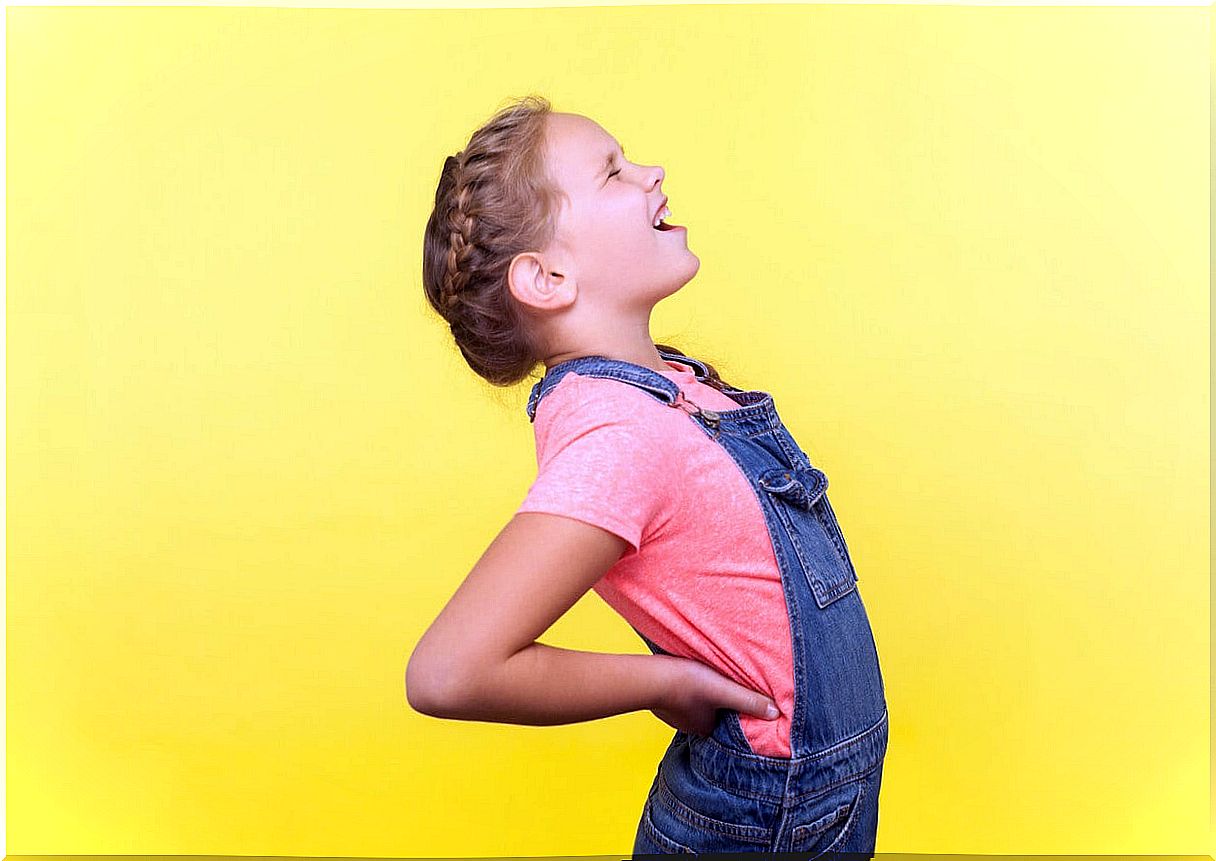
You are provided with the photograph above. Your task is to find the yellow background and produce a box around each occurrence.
[6,3,1209,855]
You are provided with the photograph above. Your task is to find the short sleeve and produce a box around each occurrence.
[515,376,671,554]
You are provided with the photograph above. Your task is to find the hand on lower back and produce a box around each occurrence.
[650,656,780,738]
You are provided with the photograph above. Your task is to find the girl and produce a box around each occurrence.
[409,95,888,857]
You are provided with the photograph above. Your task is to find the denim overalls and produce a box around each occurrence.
[526,350,889,857]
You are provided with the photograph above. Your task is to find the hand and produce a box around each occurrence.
[650,655,781,738]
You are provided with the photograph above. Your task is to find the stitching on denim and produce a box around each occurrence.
[825,776,867,853]
[751,464,854,610]
[773,515,807,758]
[726,710,754,752]
[817,497,858,577]
[690,713,886,807]
[772,427,804,471]
[642,801,695,853]
[655,769,772,841]
[814,505,851,571]
[760,473,800,493]
[686,400,773,423]
[792,777,867,855]
[772,500,856,609]
[789,797,851,843]
[786,756,884,806]
[655,769,772,842]
[685,748,781,804]
[701,707,887,769]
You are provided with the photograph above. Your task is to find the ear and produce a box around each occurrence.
[507,250,576,312]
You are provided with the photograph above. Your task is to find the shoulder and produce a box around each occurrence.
[531,372,672,457]
[533,371,668,427]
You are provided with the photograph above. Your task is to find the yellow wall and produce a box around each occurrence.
[6,3,1208,855]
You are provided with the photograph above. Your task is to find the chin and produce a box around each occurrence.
[675,252,701,283]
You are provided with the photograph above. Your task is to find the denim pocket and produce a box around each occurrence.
[758,465,858,608]
[789,774,867,856]
[637,799,695,854]
[647,769,775,854]
[815,493,859,582]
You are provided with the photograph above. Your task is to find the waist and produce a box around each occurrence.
[687,707,888,803]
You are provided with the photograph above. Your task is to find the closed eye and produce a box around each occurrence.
[608,168,621,179]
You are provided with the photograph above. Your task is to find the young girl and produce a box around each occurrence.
[410,95,888,857]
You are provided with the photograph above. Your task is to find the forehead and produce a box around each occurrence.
[545,113,618,179]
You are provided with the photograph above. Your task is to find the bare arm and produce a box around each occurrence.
[406,512,666,723]
[404,512,778,732]
[426,641,687,726]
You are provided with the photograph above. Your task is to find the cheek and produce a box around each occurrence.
[607,193,647,231]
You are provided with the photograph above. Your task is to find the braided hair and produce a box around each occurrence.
[422,94,731,392]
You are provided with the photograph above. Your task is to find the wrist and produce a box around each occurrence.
[650,653,687,710]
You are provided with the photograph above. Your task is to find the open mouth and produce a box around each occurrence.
[652,200,681,232]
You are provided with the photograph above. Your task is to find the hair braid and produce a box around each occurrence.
[441,155,475,314]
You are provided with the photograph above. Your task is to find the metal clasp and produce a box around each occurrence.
[670,391,721,434]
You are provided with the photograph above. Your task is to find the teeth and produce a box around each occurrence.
[653,205,672,228]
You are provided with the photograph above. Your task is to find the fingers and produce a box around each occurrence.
[736,687,780,720]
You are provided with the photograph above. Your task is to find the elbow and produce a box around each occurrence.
[405,646,473,718]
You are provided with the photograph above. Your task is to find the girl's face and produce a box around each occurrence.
[529,112,699,314]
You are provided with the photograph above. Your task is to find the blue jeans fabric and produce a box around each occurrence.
[526,350,889,857]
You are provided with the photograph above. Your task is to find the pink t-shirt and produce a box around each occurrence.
[515,360,795,757]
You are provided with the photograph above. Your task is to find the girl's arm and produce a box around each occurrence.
[406,511,666,723]
[405,512,778,731]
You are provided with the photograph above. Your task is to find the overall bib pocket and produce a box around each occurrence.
[757,465,858,609]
